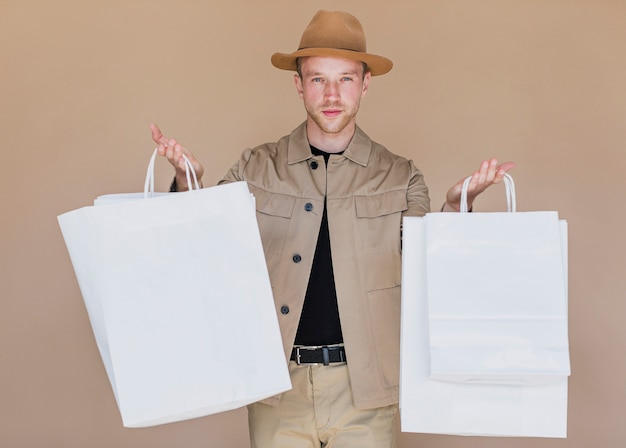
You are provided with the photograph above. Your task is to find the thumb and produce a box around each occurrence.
[150,123,165,144]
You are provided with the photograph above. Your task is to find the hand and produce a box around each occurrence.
[150,123,205,191]
[443,158,516,212]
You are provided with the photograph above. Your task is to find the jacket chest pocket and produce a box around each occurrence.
[252,188,296,255]
[355,190,407,253]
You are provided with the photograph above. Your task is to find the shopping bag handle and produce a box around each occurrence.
[460,173,516,213]
[143,148,200,198]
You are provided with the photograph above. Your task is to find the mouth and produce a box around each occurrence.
[322,109,342,118]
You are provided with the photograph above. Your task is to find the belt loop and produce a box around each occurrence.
[322,346,330,366]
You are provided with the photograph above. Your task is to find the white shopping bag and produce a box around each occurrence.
[426,175,569,385]
[399,175,569,438]
[58,150,291,428]
[93,146,200,206]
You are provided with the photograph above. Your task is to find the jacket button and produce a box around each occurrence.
[310,161,319,170]
[304,203,313,212]
[292,254,302,263]
[280,305,290,315]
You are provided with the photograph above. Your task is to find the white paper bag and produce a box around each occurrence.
[426,175,569,385]
[58,150,291,427]
[400,216,569,438]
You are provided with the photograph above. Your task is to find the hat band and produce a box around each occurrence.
[298,46,363,53]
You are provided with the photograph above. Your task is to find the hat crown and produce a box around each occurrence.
[270,10,392,76]
[298,11,367,52]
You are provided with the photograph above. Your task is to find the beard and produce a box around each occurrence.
[305,101,360,135]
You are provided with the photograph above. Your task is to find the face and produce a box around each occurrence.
[294,56,371,142]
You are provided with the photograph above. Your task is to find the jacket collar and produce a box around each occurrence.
[287,121,372,167]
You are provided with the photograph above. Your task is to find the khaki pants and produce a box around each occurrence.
[248,361,398,448]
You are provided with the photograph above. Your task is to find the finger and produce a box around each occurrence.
[164,138,178,160]
[476,159,490,185]
[493,161,516,182]
[166,140,187,172]
[467,170,481,192]
[497,161,516,174]
[174,143,187,170]
[152,124,173,157]
[485,158,499,183]
[150,123,166,144]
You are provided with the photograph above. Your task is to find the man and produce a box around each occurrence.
[151,10,514,448]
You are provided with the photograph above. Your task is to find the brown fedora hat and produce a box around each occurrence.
[271,10,393,76]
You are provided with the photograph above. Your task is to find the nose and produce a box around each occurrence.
[324,81,340,101]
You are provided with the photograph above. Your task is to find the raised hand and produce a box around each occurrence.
[443,158,516,212]
[150,124,205,191]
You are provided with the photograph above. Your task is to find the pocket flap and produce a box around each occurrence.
[251,187,296,218]
[355,190,408,218]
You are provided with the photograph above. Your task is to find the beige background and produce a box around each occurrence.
[2,0,625,447]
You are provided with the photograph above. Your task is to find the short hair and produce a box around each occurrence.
[295,57,369,80]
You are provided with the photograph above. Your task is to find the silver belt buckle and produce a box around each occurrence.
[295,346,303,365]
[294,345,322,365]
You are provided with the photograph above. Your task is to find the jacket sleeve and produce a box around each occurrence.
[218,147,254,185]
[404,159,431,217]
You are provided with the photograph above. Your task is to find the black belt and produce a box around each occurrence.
[290,345,347,365]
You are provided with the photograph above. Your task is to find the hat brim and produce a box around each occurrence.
[271,48,393,76]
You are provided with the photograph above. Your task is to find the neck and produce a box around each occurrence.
[305,120,355,153]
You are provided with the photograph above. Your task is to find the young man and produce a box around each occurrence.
[152,10,514,448]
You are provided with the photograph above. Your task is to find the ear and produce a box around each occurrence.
[361,71,372,97]
[294,73,304,99]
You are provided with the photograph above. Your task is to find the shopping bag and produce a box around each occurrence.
[93,146,200,205]
[400,215,569,437]
[425,175,569,385]
[58,150,291,428]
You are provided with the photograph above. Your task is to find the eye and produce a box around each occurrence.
[341,76,354,82]
[311,77,324,83]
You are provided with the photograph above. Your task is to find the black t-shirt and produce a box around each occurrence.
[293,147,344,346]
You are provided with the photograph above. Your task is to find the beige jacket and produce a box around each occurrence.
[219,122,430,409]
